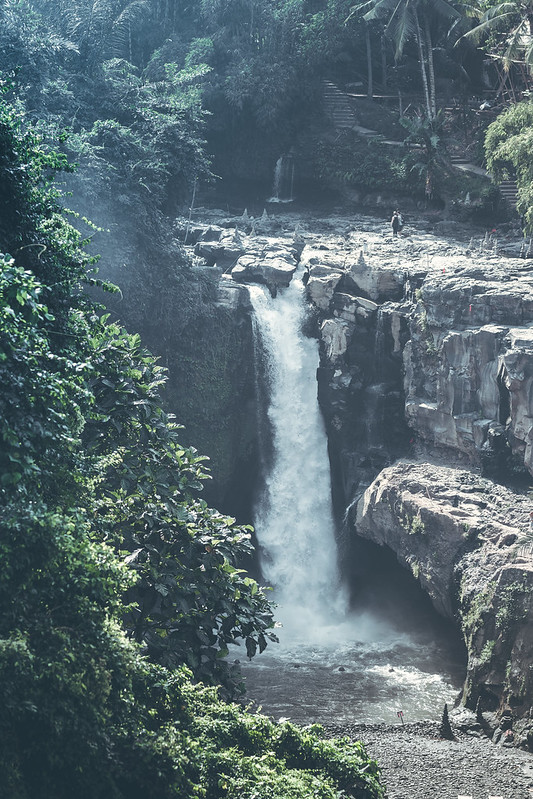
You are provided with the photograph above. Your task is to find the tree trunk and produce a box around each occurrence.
[381,34,387,90]
[414,9,432,120]
[366,24,373,98]
[423,13,437,119]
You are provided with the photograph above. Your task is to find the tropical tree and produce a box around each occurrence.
[400,109,450,200]
[459,0,533,75]
[484,99,533,232]
[0,76,385,799]
[349,0,460,118]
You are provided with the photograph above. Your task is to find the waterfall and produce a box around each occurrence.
[242,273,464,724]
[268,154,295,203]
[248,273,347,637]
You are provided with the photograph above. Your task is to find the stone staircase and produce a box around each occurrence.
[498,178,519,208]
[450,155,519,209]
[449,153,488,178]
[323,80,358,129]
[323,84,520,212]
[322,80,378,136]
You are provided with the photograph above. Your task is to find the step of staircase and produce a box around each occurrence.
[323,79,358,129]
[498,179,518,207]
[323,80,382,138]
[450,157,489,177]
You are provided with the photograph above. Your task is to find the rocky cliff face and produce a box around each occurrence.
[190,209,533,716]
[300,215,533,715]
[168,216,302,515]
[354,460,533,713]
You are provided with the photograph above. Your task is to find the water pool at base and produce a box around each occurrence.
[238,612,465,726]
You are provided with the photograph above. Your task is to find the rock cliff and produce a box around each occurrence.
[190,209,533,716]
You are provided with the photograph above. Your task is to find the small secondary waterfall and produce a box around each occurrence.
[248,273,347,635]
[268,154,295,203]
[240,271,465,725]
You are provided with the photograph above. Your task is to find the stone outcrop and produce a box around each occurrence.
[404,263,533,476]
[300,219,533,715]
[192,221,300,294]
[353,461,533,712]
[190,209,533,715]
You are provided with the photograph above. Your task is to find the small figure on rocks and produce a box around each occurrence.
[391,210,401,237]
[439,703,454,740]
[493,706,513,744]
[500,707,513,731]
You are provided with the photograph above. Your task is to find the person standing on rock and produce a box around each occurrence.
[391,210,401,237]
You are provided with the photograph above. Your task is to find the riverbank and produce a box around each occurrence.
[325,721,533,799]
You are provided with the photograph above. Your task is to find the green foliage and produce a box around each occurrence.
[310,135,409,192]
[484,100,533,232]
[62,58,212,221]
[495,580,527,633]
[479,639,495,665]
[191,705,383,799]
[0,78,383,799]
[399,110,450,200]
[81,319,277,689]
[409,513,426,535]
[460,0,533,74]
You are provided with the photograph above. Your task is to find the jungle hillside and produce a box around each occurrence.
[2,0,533,797]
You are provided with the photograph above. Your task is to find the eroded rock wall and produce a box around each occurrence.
[191,210,533,714]
[354,461,533,712]
[308,242,533,500]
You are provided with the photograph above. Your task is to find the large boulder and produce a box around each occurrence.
[231,243,298,291]
[354,461,533,713]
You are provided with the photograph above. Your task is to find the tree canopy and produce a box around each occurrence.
[0,85,384,798]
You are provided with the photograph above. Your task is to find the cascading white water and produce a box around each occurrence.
[268,155,295,203]
[240,271,465,725]
[248,273,347,635]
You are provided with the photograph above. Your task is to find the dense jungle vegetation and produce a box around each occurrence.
[1,0,533,796]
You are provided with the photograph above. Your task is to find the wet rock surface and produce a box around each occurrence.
[354,460,533,712]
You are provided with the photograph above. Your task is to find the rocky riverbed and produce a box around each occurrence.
[326,720,533,799]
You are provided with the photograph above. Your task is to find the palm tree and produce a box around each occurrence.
[400,109,449,201]
[349,0,460,119]
[459,0,533,74]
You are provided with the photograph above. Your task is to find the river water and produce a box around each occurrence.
[244,273,465,726]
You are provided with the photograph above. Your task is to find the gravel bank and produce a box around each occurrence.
[325,722,533,799]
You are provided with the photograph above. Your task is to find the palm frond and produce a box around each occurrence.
[502,21,533,68]
[385,2,418,59]
[425,0,460,22]
[46,33,80,54]
[345,1,376,23]
[114,0,151,27]
[111,1,152,58]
